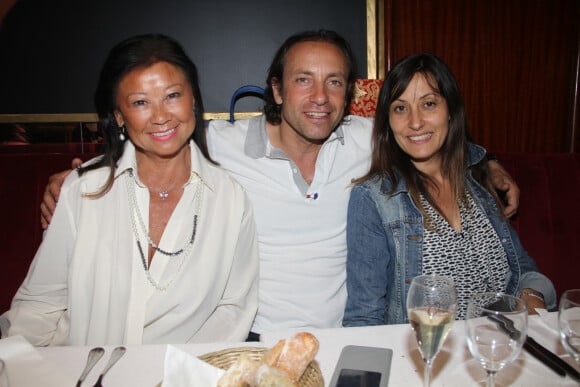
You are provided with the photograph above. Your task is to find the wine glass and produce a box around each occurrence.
[559,289,580,363]
[406,274,457,387]
[0,358,8,387]
[466,293,527,387]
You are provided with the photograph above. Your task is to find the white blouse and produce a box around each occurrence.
[1,141,259,346]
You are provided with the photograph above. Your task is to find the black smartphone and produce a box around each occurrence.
[329,345,393,387]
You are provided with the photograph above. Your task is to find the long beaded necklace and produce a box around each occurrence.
[125,170,203,291]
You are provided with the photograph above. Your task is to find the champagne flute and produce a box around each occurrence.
[466,293,527,387]
[559,289,580,363]
[407,274,457,387]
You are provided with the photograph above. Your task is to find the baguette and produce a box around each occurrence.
[254,364,298,387]
[217,353,259,387]
[261,332,319,382]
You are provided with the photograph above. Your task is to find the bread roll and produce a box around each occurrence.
[217,353,259,387]
[254,364,298,387]
[261,332,319,382]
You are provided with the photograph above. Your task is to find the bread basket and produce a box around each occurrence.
[199,346,324,387]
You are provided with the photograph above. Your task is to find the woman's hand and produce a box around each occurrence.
[519,288,546,315]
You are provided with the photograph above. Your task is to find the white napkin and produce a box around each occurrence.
[536,308,559,334]
[162,345,225,387]
[0,335,75,386]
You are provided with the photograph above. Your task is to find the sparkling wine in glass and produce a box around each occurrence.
[407,274,457,387]
[559,289,580,363]
[466,293,527,387]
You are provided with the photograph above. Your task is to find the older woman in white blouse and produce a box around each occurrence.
[0,34,259,346]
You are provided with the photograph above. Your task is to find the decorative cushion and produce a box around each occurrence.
[348,79,384,117]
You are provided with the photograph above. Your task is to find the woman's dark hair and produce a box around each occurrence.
[80,33,212,195]
[263,30,357,125]
[358,52,500,222]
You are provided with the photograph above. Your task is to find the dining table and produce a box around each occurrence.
[0,311,578,386]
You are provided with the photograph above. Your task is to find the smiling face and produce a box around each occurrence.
[272,41,348,144]
[113,61,195,160]
[389,73,449,172]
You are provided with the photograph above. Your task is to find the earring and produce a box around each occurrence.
[119,125,126,141]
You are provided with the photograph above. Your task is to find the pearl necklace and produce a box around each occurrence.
[125,170,203,291]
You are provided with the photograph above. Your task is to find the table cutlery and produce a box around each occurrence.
[488,313,580,382]
[76,347,105,387]
[526,335,580,382]
[92,346,126,387]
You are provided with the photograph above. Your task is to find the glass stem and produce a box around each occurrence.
[486,370,496,387]
[423,359,433,387]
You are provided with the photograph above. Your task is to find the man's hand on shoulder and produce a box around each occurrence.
[40,158,82,229]
[488,159,520,218]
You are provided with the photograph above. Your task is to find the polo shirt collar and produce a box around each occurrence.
[244,115,346,159]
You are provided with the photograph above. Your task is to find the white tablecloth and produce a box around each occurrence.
[0,313,578,386]
[262,314,579,386]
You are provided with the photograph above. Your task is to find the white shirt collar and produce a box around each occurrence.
[114,140,216,193]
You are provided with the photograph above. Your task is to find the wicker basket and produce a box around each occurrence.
[199,346,324,387]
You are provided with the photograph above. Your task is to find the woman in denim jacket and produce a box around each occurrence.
[343,53,556,326]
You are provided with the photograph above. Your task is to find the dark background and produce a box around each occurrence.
[0,0,367,114]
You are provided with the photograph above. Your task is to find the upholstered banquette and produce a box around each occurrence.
[1,85,578,313]
[0,143,102,313]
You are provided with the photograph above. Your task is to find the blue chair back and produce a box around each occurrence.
[229,85,265,122]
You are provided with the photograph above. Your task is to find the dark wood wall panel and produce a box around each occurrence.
[0,0,366,114]
[384,0,579,153]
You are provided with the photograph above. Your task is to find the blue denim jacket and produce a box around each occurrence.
[343,144,556,326]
